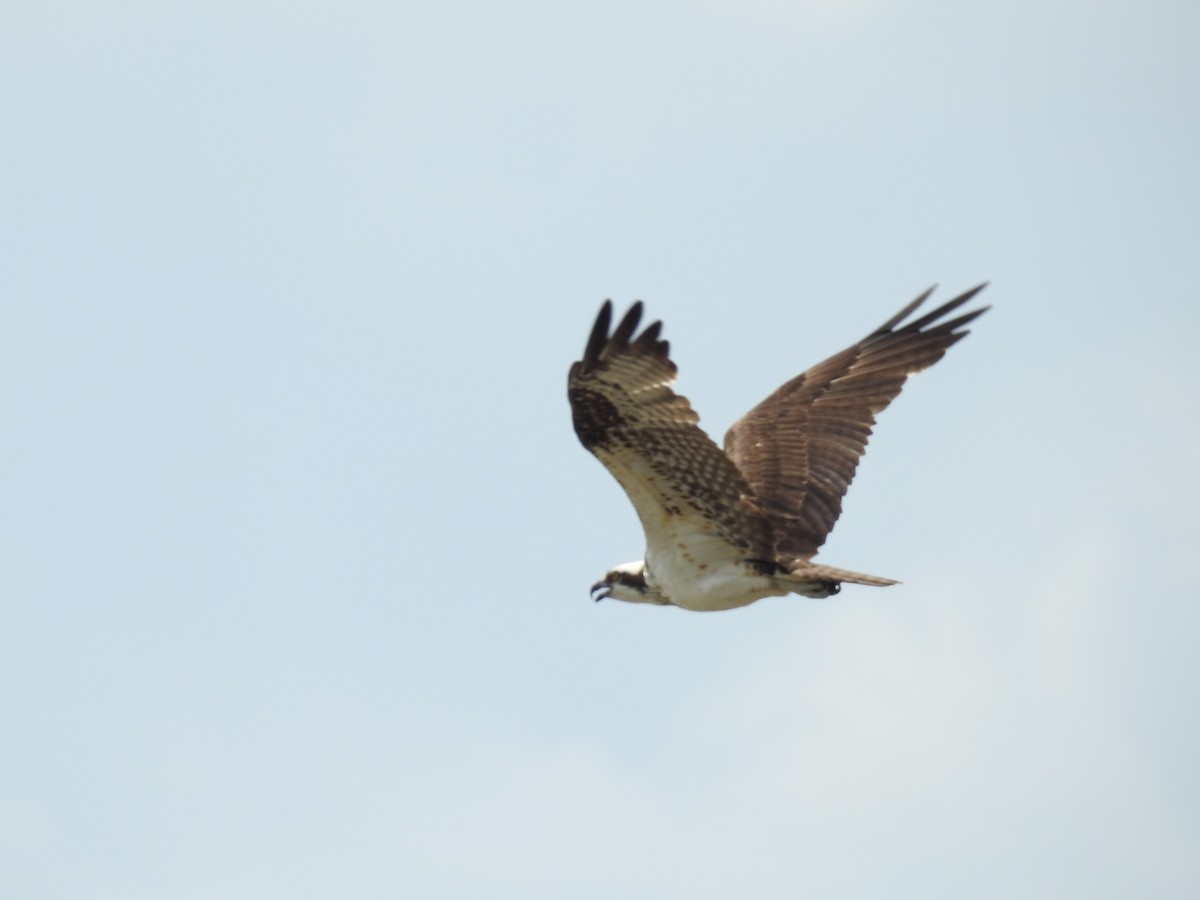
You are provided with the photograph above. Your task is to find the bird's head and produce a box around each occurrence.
[590,561,664,604]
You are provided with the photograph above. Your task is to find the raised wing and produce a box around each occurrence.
[724,284,989,565]
[568,301,774,563]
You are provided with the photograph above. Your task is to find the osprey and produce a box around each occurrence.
[568,284,988,612]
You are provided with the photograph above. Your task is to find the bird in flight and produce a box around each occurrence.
[567,284,988,611]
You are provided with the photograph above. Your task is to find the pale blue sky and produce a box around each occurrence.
[2,1,1198,897]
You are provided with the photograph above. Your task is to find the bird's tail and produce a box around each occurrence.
[775,563,899,598]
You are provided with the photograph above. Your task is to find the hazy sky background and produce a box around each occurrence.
[2,1,1198,897]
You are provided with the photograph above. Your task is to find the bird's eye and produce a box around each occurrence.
[607,572,619,583]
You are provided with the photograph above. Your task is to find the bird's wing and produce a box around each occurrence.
[723,284,989,565]
[568,301,775,566]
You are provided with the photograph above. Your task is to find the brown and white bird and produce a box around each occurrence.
[567,285,988,611]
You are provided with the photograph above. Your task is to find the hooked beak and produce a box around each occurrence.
[590,581,611,602]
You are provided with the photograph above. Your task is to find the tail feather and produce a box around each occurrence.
[776,562,899,598]
[794,563,899,587]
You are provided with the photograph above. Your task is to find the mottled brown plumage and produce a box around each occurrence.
[568,301,776,562]
[568,286,988,611]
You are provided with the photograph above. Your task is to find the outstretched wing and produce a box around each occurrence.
[723,284,989,565]
[568,301,774,564]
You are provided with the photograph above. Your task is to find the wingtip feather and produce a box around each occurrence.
[610,301,644,349]
[884,283,990,334]
[875,284,937,333]
[574,300,673,379]
[581,301,614,370]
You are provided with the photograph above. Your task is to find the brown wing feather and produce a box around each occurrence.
[723,284,989,565]
[568,301,774,561]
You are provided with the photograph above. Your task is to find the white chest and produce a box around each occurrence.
[644,546,786,612]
